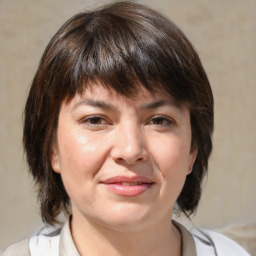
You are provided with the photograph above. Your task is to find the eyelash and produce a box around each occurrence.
[146,115,174,127]
[79,115,174,129]
[80,115,109,126]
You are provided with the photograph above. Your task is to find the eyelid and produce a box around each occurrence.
[79,115,110,125]
[146,115,175,126]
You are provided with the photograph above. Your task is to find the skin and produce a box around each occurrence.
[51,84,197,256]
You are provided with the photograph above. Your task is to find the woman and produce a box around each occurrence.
[2,1,250,256]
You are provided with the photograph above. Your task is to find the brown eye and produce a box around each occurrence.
[81,115,108,126]
[147,116,173,127]
[87,117,103,125]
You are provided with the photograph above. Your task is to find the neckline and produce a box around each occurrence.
[173,220,197,256]
[59,217,197,256]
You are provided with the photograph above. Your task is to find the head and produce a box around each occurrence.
[23,1,213,225]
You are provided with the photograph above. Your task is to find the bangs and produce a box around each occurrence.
[45,5,199,104]
[58,14,166,99]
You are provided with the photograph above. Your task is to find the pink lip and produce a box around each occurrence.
[101,176,154,197]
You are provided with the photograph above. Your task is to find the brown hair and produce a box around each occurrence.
[23,1,213,225]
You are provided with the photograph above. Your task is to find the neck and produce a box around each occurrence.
[70,212,181,256]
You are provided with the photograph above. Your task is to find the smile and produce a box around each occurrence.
[101,176,154,196]
[116,182,145,186]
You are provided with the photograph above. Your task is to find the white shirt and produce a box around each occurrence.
[2,219,251,256]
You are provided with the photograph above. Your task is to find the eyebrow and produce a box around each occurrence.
[73,99,180,111]
[141,100,168,110]
[73,99,115,110]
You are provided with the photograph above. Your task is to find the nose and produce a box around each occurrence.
[111,123,148,165]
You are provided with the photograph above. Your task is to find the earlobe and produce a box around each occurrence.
[50,147,61,173]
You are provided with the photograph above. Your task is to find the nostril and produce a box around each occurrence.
[112,148,148,165]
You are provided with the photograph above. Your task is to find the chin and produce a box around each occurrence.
[93,205,158,232]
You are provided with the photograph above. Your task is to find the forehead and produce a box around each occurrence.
[63,83,185,110]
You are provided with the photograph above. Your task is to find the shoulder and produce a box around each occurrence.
[1,239,30,256]
[192,228,251,256]
[28,226,62,255]
[1,225,62,256]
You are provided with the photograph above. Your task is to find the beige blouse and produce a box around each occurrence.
[2,219,197,256]
[4,218,251,256]
[59,220,197,256]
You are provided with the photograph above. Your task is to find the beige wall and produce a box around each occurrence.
[1,0,255,252]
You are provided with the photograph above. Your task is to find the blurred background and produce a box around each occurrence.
[0,0,255,254]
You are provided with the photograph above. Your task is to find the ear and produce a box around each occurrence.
[187,147,198,175]
[50,145,61,174]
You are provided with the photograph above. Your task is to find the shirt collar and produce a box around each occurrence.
[59,218,80,256]
[59,217,197,256]
[173,220,197,256]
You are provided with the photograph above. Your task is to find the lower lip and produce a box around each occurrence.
[103,183,153,196]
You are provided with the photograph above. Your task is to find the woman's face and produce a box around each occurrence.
[51,84,197,232]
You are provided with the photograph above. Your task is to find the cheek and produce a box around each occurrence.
[57,128,106,180]
[150,134,192,196]
[147,135,192,210]
[56,129,107,206]
[59,128,113,184]
[151,135,191,173]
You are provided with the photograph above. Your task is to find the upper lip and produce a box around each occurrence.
[101,176,154,184]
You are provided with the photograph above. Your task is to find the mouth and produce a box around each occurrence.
[101,176,154,197]
[112,182,149,186]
